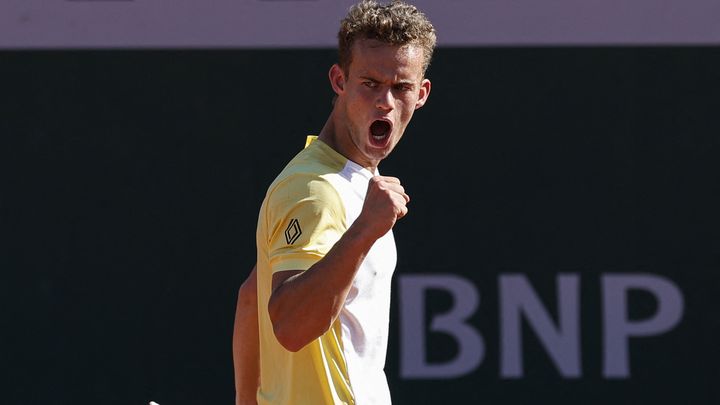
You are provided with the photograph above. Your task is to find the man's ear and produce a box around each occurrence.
[329,64,346,95]
[415,78,432,110]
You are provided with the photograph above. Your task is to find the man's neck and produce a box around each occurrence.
[317,112,379,173]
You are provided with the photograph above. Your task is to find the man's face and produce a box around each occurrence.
[330,39,431,169]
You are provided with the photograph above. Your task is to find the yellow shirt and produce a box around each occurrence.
[256,139,396,404]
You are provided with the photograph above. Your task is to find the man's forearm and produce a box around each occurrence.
[269,175,408,352]
[268,223,376,352]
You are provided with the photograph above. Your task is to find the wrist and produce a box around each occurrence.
[344,220,383,251]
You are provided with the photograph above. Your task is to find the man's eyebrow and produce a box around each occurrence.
[358,75,416,86]
[394,80,417,88]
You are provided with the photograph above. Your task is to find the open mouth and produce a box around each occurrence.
[369,120,392,147]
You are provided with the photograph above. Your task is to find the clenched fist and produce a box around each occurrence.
[354,175,410,240]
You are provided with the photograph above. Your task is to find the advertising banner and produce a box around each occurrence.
[3,48,718,404]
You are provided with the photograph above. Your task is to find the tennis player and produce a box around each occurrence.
[233,1,436,403]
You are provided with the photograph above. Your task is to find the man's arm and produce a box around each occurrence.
[232,266,259,405]
[269,176,409,352]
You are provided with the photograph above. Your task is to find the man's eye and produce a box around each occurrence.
[363,81,378,88]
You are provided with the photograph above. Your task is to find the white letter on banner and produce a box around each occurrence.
[399,274,484,379]
[602,273,684,378]
[500,274,581,378]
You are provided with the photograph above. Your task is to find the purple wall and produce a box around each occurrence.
[2,0,720,49]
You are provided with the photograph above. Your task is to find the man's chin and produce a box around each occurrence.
[363,146,393,164]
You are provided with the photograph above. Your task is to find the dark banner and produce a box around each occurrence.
[2,48,719,404]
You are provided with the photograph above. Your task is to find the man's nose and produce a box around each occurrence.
[375,87,395,111]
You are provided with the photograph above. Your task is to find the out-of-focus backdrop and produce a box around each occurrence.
[2,1,719,404]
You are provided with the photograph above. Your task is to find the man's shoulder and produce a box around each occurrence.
[288,139,347,174]
[269,170,335,200]
[268,141,348,194]
[260,149,348,233]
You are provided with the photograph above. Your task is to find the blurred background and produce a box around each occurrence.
[2,1,719,404]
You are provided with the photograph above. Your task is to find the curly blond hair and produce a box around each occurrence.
[338,0,437,76]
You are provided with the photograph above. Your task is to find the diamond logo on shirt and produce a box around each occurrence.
[285,218,302,244]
